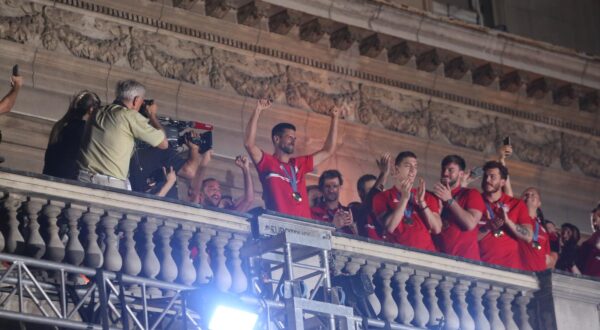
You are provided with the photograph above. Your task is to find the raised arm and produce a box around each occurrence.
[383,179,411,234]
[0,75,23,114]
[417,178,442,234]
[312,107,341,166]
[244,99,271,164]
[498,145,514,197]
[503,209,533,243]
[156,166,176,198]
[233,155,254,212]
[145,101,168,150]
[433,182,482,230]
[373,153,391,191]
[188,150,212,202]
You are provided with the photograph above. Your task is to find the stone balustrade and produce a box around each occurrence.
[0,168,598,330]
[0,168,251,295]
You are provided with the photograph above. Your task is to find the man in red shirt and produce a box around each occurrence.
[478,161,533,270]
[432,155,485,261]
[311,170,356,234]
[579,204,600,277]
[244,99,340,218]
[369,151,442,252]
[519,187,553,271]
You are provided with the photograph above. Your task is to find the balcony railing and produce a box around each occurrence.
[0,168,598,330]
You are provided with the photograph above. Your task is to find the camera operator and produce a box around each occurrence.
[77,79,168,190]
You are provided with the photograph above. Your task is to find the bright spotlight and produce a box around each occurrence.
[208,305,259,330]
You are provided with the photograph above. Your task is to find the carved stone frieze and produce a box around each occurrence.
[0,2,43,43]
[429,104,496,152]
[561,134,600,178]
[496,119,561,167]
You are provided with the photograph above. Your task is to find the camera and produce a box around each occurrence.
[139,99,213,153]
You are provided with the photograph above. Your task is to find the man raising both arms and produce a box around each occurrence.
[244,99,340,218]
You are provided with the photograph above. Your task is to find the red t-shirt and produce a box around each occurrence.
[370,186,440,252]
[311,202,355,234]
[435,187,486,261]
[255,152,313,219]
[580,231,600,277]
[478,193,533,270]
[519,216,550,271]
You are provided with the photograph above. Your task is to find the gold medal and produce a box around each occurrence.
[532,241,541,250]
[493,230,504,238]
[292,192,302,202]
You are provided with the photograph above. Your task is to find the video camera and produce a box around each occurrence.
[140,99,213,153]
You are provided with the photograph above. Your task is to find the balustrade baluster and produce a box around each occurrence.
[424,274,444,328]
[43,201,65,262]
[333,253,349,276]
[141,218,161,279]
[439,276,460,330]
[469,283,491,330]
[361,260,381,316]
[343,257,364,276]
[194,228,215,285]
[120,214,141,276]
[82,207,103,268]
[453,279,475,330]
[394,267,414,326]
[64,204,85,266]
[101,211,122,272]
[499,288,518,330]
[158,222,178,283]
[175,224,196,285]
[24,197,45,259]
[485,286,505,330]
[228,233,248,293]
[4,194,24,254]
[211,232,233,292]
[514,291,533,330]
[377,264,398,322]
[409,270,429,328]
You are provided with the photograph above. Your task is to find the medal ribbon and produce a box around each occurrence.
[533,218,540,244]
[397,191,415,220]
[484,200,504,232]
[280,163,299,194]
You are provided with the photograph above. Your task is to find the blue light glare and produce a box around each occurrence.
[208,305,259,330]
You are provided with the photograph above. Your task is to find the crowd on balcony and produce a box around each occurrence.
[1,74,599,278]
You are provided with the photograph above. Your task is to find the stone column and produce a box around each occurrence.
[120,214,142,276]
[64,204,86,266]
[514,291,533,330]
[227,233,248,293]
[361,260,382,316]
[175,224,196,285]
[469,283,491,330]
[194,228,215,285]
[157,221,178,283]
[141,218,161,279]
[424,274,444,328]
[43,201,65,262]
[393,266,414,326]
[499,288,518,330]
[332,253,349,277]
[343,257,365,276]
[439,276,460,330]
[453,279,475,330]
[100,211,122,272]
[485,286,505,330]
[82,207,103,268]
[409,269,429,328]
[211,231,233,292]
[4,194,24,254]
[377,263,398,322]
[24,197,45,259]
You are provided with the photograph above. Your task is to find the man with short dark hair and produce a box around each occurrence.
[311,170,356,234]
[478,161,533,269]
[78,79,168,189]
[369,151,442,251]
[244,99,340,218]
[433,155,485,260]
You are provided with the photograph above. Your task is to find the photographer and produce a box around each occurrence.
[77,80,168,190]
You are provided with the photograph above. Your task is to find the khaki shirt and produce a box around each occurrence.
[78,103,165,180]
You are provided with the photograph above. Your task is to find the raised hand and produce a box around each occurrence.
[234,155,250,170]
[417,177,427,206]
[376,153,391,176]
[256,98,272,112]
[399,178,413,200]
[199,149,212,166]
[433,181,452,203]
[498,145,513,164]
[163,166,176,184]
[10,75,23,89]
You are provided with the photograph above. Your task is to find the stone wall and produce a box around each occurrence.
[0,0,598,232]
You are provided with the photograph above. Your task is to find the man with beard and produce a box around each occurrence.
[311,170,356,234]
[432,155,485,260]
[519,187,554,271]
[244,99,340,218]
[191,155,254,212]
[369,151,442,251]
[478,161,533,270]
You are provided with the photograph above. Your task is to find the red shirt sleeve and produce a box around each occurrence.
[424,191,441,213]
[296,154,314,175]
[514,200,534,226]
[255,150,271,174]
[371,191,388,228]
[464,189,486,213]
